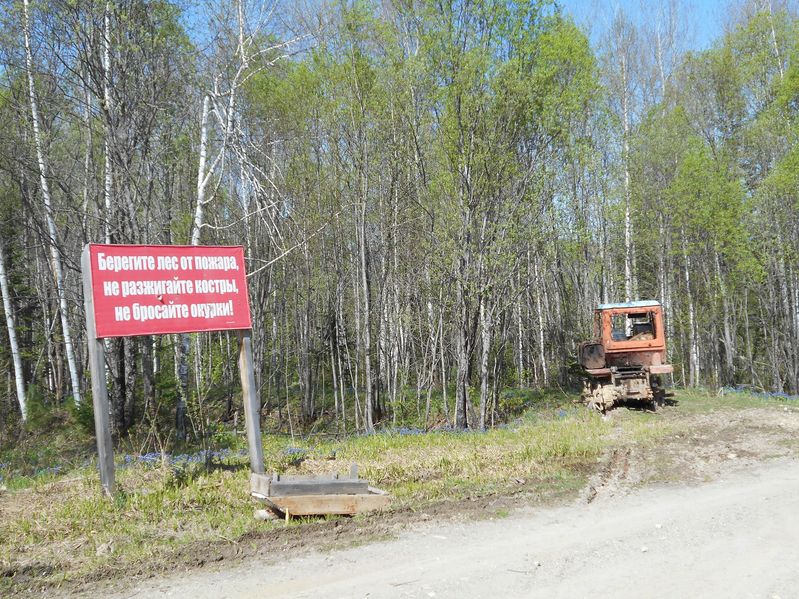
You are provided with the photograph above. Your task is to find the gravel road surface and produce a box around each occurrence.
[112,457,799,599]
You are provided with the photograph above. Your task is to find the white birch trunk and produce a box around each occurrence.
[437,290,448,425]
[478,294,491,430]
[766,0,784,81]
[715,252,735,381]
[349,244,362,431]
[682,234,698,386]
[515,266,525,388]
[358,198,375,432]
[81,68,93,233]
[661,218,674,366]
[102,0,113,244]
[621,53,634,303]
[192,94,211,246]
[171,84,213,443]
[22,0,82,407]
[534,257,548,387]
[0,246,26,420]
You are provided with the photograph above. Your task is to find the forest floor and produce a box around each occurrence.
[2,389,799,597]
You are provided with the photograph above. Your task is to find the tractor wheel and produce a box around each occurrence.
[583,380,610,414]
[651,376,665,410]
[587,399,604,414]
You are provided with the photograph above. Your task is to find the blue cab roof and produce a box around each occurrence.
[597,300,661,310]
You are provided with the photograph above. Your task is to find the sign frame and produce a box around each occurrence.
[81,244,264,496]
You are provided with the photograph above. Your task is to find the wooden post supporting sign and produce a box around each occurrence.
[238,329,264,474]
[81,246,116,496]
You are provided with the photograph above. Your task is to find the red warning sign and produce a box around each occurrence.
[87,244,252,338]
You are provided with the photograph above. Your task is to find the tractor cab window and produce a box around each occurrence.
[610,312,656,342]
[610,314,627,340]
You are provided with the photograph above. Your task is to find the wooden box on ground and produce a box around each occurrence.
[250,466,391,518]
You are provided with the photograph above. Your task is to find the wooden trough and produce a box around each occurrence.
[250,464,390,520]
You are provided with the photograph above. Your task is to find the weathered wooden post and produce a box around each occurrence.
[81,246,116,496]
[81,243,264,495]
[238,329,264,474]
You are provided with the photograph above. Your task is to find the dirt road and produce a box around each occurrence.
[106,453,799,599]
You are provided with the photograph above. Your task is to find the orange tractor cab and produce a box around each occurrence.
[578,300,673,412]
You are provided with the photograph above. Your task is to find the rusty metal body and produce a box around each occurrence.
[578,300,673,412]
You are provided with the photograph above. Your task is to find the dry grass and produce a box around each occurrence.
[0,400,608,593]
[1,388,790,594]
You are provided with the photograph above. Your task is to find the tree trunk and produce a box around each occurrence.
[534,256,548,387]
[621,52,635,302]
[141,335,155,418]
[358,198,375,431]
[123,337,136,430]
[111,338,125,436]
[715,252,735,384]
[0,244,26,420]
[22,0,82,407]
[478,294,491,430]
[102,0,114,245]
[682,233,698,386]
[455,269,470,429]
[174,335,189,439]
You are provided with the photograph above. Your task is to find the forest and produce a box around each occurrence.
[0,0,797,443]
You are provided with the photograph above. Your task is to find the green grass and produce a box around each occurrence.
[1,386,794,594]
[331,411,608,501]
[610,409,674,445]
[0,395,607,591]
[0,407,96,489]
[668,387,798,413]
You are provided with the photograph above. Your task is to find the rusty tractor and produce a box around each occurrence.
[578,300,673,412]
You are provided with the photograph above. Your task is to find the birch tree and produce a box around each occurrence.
[21,0,82,407]
[0,242,25,420]
[603,10,641,302]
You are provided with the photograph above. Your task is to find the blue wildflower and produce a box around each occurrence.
[395,427,423,436]
[284,447,307,456]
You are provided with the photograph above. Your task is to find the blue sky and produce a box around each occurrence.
[556,0,724,51]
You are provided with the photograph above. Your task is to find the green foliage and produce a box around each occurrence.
[71,392,96,436]
[22,386,62,432]
[778,61,799,113]
[497,387,564,417]
[525,15,598,141]
[758,142,799,209]
[668,142,747,252]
